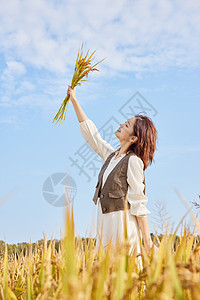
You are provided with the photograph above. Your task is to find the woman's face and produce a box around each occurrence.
[115,117,136,141]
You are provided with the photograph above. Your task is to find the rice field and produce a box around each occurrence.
[0,202,200,300]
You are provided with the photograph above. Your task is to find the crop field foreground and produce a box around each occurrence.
[0,202,200,300]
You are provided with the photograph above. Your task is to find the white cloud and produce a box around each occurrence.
[0,115,23,128]
[1,61,26,81]
[15,81,35,95]
[0,0,199,74]
[0,0,200,114]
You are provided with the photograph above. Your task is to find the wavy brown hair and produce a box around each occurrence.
[128,114,158,171]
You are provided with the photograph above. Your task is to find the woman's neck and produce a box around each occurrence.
[115,146,132,158]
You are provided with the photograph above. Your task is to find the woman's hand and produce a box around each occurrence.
[67,85,77,102]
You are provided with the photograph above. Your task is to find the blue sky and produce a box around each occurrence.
[0,0,200,244]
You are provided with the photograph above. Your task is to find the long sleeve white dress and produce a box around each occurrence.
[80,118,151,266]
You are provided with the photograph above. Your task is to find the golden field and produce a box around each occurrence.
[0,199,200,300]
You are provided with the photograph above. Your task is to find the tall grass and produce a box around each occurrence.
[0,195,200,299]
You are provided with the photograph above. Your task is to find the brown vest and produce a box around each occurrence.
[93,150,145,214]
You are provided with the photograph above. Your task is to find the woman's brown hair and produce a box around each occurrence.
[129,114,158,171]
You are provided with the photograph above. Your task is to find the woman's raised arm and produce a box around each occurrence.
[67,85,115,161]
[67,85,88,122]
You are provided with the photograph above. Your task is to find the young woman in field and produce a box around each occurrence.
[67,85,159,262]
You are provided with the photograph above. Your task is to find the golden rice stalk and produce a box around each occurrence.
[26,243,34,300]
[61,204,77,298]
[52,43,105,126]
[2,243,18,300]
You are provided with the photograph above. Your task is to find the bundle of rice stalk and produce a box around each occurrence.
[52,43,105,126]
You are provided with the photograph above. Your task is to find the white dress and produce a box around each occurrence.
[80,119,151,266]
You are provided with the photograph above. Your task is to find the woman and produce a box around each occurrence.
[67,85,159,264]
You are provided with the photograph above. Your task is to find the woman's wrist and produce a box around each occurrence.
[70,96,78,103]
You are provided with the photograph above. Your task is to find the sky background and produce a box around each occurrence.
[0,0,200,244]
